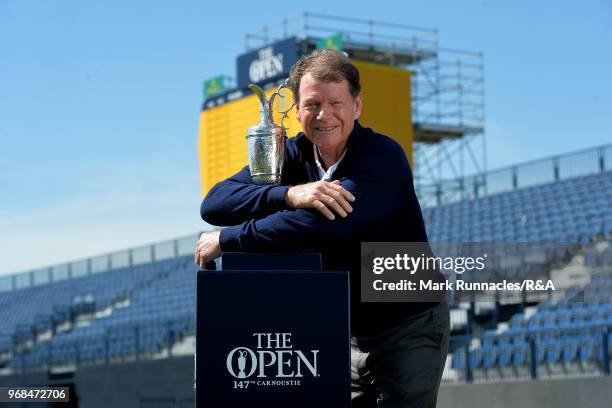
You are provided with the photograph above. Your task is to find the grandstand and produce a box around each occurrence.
[447,242,612,382]
[1,10,610,408]
[425,145,612,386]
[424,169,611,243]
[0,256,195,369]
[1,145,610,405]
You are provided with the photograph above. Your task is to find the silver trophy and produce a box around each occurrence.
[246,82,291,184]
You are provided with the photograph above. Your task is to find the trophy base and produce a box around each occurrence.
[251,173,282,185]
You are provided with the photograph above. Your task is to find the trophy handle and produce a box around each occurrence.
[249,80,294,131]
[272,79,295,132]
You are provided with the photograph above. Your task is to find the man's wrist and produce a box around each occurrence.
[284,186,292,207]
[267,185,291,209]
[219,226,242,252]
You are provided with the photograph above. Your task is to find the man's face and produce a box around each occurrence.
[295,72,362,154]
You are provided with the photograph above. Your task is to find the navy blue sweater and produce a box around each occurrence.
[201,121,438,336]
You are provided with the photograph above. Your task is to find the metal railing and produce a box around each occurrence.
[412,47,485,134]
[245,11,438,54]
[0,232,205,293]
[418,143,612,208]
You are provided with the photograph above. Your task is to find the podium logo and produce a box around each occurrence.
[226,333,319,380]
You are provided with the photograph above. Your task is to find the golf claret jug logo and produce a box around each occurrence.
[226,332,319,390]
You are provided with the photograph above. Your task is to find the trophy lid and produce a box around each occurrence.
[247,84,281,136]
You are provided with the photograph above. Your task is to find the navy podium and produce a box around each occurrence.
[195,253,351,407]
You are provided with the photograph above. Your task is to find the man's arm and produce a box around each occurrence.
[200,165,290,226]
[218,146,413,252]
[201,167,356,226]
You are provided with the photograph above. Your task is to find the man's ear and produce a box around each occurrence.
[295,106,301,122]
[353,92,363,120]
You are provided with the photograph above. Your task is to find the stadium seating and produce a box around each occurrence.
[0,257,195,369]
[1,170,611,378]
[423,170,612,243]
[429,171,612,380]
[448,250,612,379]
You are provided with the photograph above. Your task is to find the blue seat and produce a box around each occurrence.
[497,348,512,367]
[561,340,579,364]
[512,346,528,366]
[543,342,562,364]
[469,349,482,370]
[481,346,497,368]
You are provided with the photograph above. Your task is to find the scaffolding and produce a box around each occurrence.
[412,47,486,207]
[245,11,486,206]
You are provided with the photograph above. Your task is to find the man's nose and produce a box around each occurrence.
[316,105,332,121]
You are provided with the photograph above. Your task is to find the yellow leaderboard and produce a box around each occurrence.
[197,61,413,196]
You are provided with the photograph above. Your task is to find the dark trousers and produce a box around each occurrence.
[351,302,450,408]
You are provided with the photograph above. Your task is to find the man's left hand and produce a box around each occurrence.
[195,230,222,269]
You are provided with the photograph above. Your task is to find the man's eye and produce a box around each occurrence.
[306,104,319,110]
[332,101,342,106]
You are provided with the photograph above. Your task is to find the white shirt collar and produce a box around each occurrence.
[313,145,347,181]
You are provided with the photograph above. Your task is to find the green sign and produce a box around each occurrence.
[316,33,344,51]
[204,75,225,98]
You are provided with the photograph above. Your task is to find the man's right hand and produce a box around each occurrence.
[285,180,355,220]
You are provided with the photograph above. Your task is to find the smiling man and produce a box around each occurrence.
[296,69,362,169]
[196,49,449,407]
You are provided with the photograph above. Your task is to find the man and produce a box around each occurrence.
[196,49,449,407]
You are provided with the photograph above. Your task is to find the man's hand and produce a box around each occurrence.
[285,180,355,220]
[195,230,221,269]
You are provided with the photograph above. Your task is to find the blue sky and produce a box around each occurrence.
[1,0,611,275]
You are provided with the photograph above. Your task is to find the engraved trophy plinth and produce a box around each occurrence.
[246,82,290,185]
